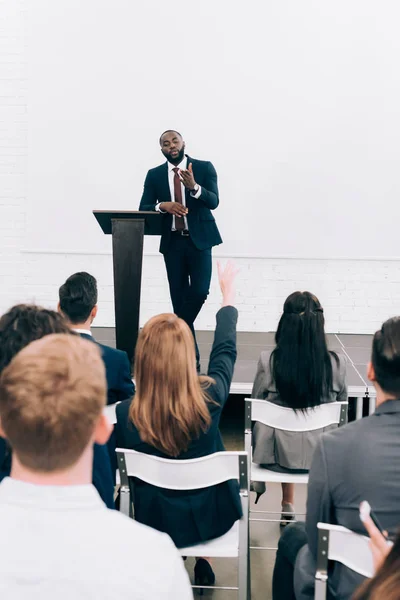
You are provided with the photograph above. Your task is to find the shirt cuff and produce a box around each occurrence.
[190,185,202,199]
[155,202,166,213]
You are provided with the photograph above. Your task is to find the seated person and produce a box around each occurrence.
[0,334,191,598]
[115,261,242,588]
[0,304,114,508]
[272,316,400,600]
[58,271,135,478]
[251,291,347,522]
[58,271,134,405]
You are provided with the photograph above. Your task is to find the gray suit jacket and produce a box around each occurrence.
[294,399,400,600]
[251,351,347,469]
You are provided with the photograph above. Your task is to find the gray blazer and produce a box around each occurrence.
[251,351,347,470]
[294,399,400,600]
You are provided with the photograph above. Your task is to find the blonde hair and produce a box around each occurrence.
[0,334,106,472]
[130,314,215,457]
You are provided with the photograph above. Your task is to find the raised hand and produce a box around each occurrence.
[179,163,196,190]
[160,202,188,217]
[217,260,239,307]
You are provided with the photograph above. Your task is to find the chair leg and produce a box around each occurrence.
[119,485,131,517]
[314,577,327,600]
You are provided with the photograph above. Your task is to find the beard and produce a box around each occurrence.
[162,146,185,164]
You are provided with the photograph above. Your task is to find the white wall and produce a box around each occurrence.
[1,0,400,334]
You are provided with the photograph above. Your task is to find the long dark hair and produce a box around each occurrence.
[352,532,400,600]
[271,291,338,410]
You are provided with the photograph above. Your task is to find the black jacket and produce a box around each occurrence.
[115,306,242,548]
[139,156,223,254]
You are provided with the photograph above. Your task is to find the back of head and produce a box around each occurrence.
[130,313,212,457]
[371,317,400,397]
[59,272,97,324]
[0,334,106,472]
[272,291,335,410]
[0,304,71,373]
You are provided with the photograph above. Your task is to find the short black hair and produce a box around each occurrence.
[0,304,71,373]
[372,317,400,396]
[159,130,183,146]
[59,272,98,324]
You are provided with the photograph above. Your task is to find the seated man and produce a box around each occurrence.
[58,271,134,405]
[0,305,114,508]
[59,272,135,478]
[0,334,192,598]
[273,316,400,600]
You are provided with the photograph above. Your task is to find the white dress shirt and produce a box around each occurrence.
[156,156,202,231]
[0,478,193,600]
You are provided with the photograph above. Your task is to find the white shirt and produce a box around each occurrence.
[72,328,92,336]
[156,156,202,231]
[0,478,193,600]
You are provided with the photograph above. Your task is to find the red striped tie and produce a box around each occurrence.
[173,167,184,231]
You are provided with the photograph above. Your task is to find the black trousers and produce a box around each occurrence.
[163,233,212,364]
[272,522,308,600]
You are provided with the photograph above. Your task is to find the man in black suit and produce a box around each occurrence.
[58,272,134,406]
[139,130,222,370]
[58,272,135,478]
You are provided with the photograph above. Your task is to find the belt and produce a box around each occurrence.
[172,229,190,237]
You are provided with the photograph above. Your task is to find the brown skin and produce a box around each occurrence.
[159,131,197,216]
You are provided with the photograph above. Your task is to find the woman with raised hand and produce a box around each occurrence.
[251,291,347,524]
[116,261,241,588]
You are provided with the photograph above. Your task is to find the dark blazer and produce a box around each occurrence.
[139,155,223,254]
[115,306,242,548]
[79,332,135,483]
[294,399,400,600]
[79,333,135,406]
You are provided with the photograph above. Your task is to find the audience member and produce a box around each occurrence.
[251,291,347,522]
[352,508,399,600]
[115,261,241,588]
[272,316,400,600]
[0,305,114,508]
[0,334,192,598]
[58,272,134,405]
[59,272,135,477]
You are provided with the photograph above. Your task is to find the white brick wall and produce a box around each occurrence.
[1,0,400,335]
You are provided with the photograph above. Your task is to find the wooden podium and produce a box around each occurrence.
[93,210,162,365]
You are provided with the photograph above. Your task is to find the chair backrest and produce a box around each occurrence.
[316,523,375,593]
[245,399,348,432]
[103,402,120,425]
[116,448,248,492]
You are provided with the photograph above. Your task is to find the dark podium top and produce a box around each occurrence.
[93,210,162,236]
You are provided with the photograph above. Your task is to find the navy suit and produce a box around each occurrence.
[139,156,222,364]
[115,307,242,548]
[79,333,135,485]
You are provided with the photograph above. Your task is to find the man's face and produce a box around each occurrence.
[160,131,185,164]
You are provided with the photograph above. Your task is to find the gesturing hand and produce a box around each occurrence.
[179,163,196,190]
[217,260,239,307]
[160,202,188,217]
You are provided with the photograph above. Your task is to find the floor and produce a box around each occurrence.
[94,327,373,598]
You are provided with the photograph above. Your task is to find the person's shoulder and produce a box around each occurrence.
[116,397,132,421]
[147,162,167,175]
[98,342,128,363]
[259,349,273,369]
[321,413,374,451]
[188,156,213,168]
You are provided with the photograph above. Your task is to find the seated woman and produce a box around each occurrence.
[251,291,347,523]
[115,262,241,588]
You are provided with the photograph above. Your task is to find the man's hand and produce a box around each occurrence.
[179,163,196,190]
[159,202,188,217]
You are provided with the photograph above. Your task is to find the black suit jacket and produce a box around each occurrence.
[79,333,135,482]
[115,306,242,548]
[139,155,223,254]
